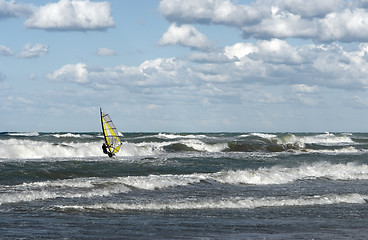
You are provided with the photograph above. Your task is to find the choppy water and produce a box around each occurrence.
[1,132,368,239]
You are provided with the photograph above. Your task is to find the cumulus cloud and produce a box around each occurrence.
[47,63,88,83]
[47,58,188,87]
[47,39,368,93]
[274,0,345,18]
[319,8,368,42]
[241,9,318,39]
[97,48,116,56]
[24,0,114,31]
[18,43,48,58]
[250,39,303,64]
[159,23,212,50]
[159,0,261,26]
[0,0,35,19]
[224,40,368,89]
[159,0,368,43]
[224,43,257,60]
[0,45,13,56]
[188,52,233,63]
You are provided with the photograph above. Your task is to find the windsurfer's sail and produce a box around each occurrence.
[100,108,122,156]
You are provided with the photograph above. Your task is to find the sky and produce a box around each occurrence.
[1,0,368,132]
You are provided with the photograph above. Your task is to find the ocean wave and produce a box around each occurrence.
[0,139,362,160]
[0,173,205,205]
[52,133,85,138]
[7,132,39,137]
[0,185,130,206]
[236,134,250,138]
[0,177,130,205]
[0,139,103,159]
[2,162,368,206]
[305,146,360,154]
[0,132,363,159]
[53,193,367,212]
[214,162,368,185]
[156,133,209,139]
[275,133,355,147]
[251,133,278,139]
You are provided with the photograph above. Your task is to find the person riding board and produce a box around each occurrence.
[102,143,113,157]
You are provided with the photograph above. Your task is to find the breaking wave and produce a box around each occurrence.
[54,193,368,212]
[7,132,40,137]
[214,162,368,185]
[2,162,368,205]
[0,132,363,159]
[275,132,355,147]
[0,139,103,159]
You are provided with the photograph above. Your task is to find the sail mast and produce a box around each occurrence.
[100,108,109,146]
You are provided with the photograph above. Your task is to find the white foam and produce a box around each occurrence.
[277,133,354,147]
[0,137,178,159]
[0,177,130,205]
[52,133,82,138]
[0,187,129,205]
[237,134,250,138]
[214,162,368,185]
[118,141,167,157]
[54,193,368,212]
[305,146,360,154]
[7,132,39,137]
[251,133,277,139]
[112,173,207,190]
[0,139,103,159]
[156,133,210,139]
[179,139,228,152]
[119,139,227,156]
[0,172,210,205]
[2,162,368,205]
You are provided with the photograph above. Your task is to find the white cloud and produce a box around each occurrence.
[291,84,319,93]
[224,42,257,60]
[213,40,368,89]
[18,43,48,58]
[47,58,189,88]
[47,63,88,83]
[275,0,345,18]
[97,48,115,56]
[159,0,368,43]
[0,45,13,56]
[24,0,114,31]
[188,52,232,63]
[241,9,318,39]
[250,39,303,64]
[159,23,212,50]
[159,0,261,26]
[319,8,368,42]
[0,0,35,19]
[47,39,368,113]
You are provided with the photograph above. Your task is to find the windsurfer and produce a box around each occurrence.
[102,143,108,154]
[102,143,114,157]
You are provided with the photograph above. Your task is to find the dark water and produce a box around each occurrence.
[1,132,368,239]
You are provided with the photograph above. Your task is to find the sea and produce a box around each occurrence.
[1,132,368,239]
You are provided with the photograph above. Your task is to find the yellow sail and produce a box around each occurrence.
[100,108,122,155]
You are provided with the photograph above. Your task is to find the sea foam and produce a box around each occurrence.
[0,139,103,159]
[54,193,368,212]
[214,162,368,185]
[2,162,368,206]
